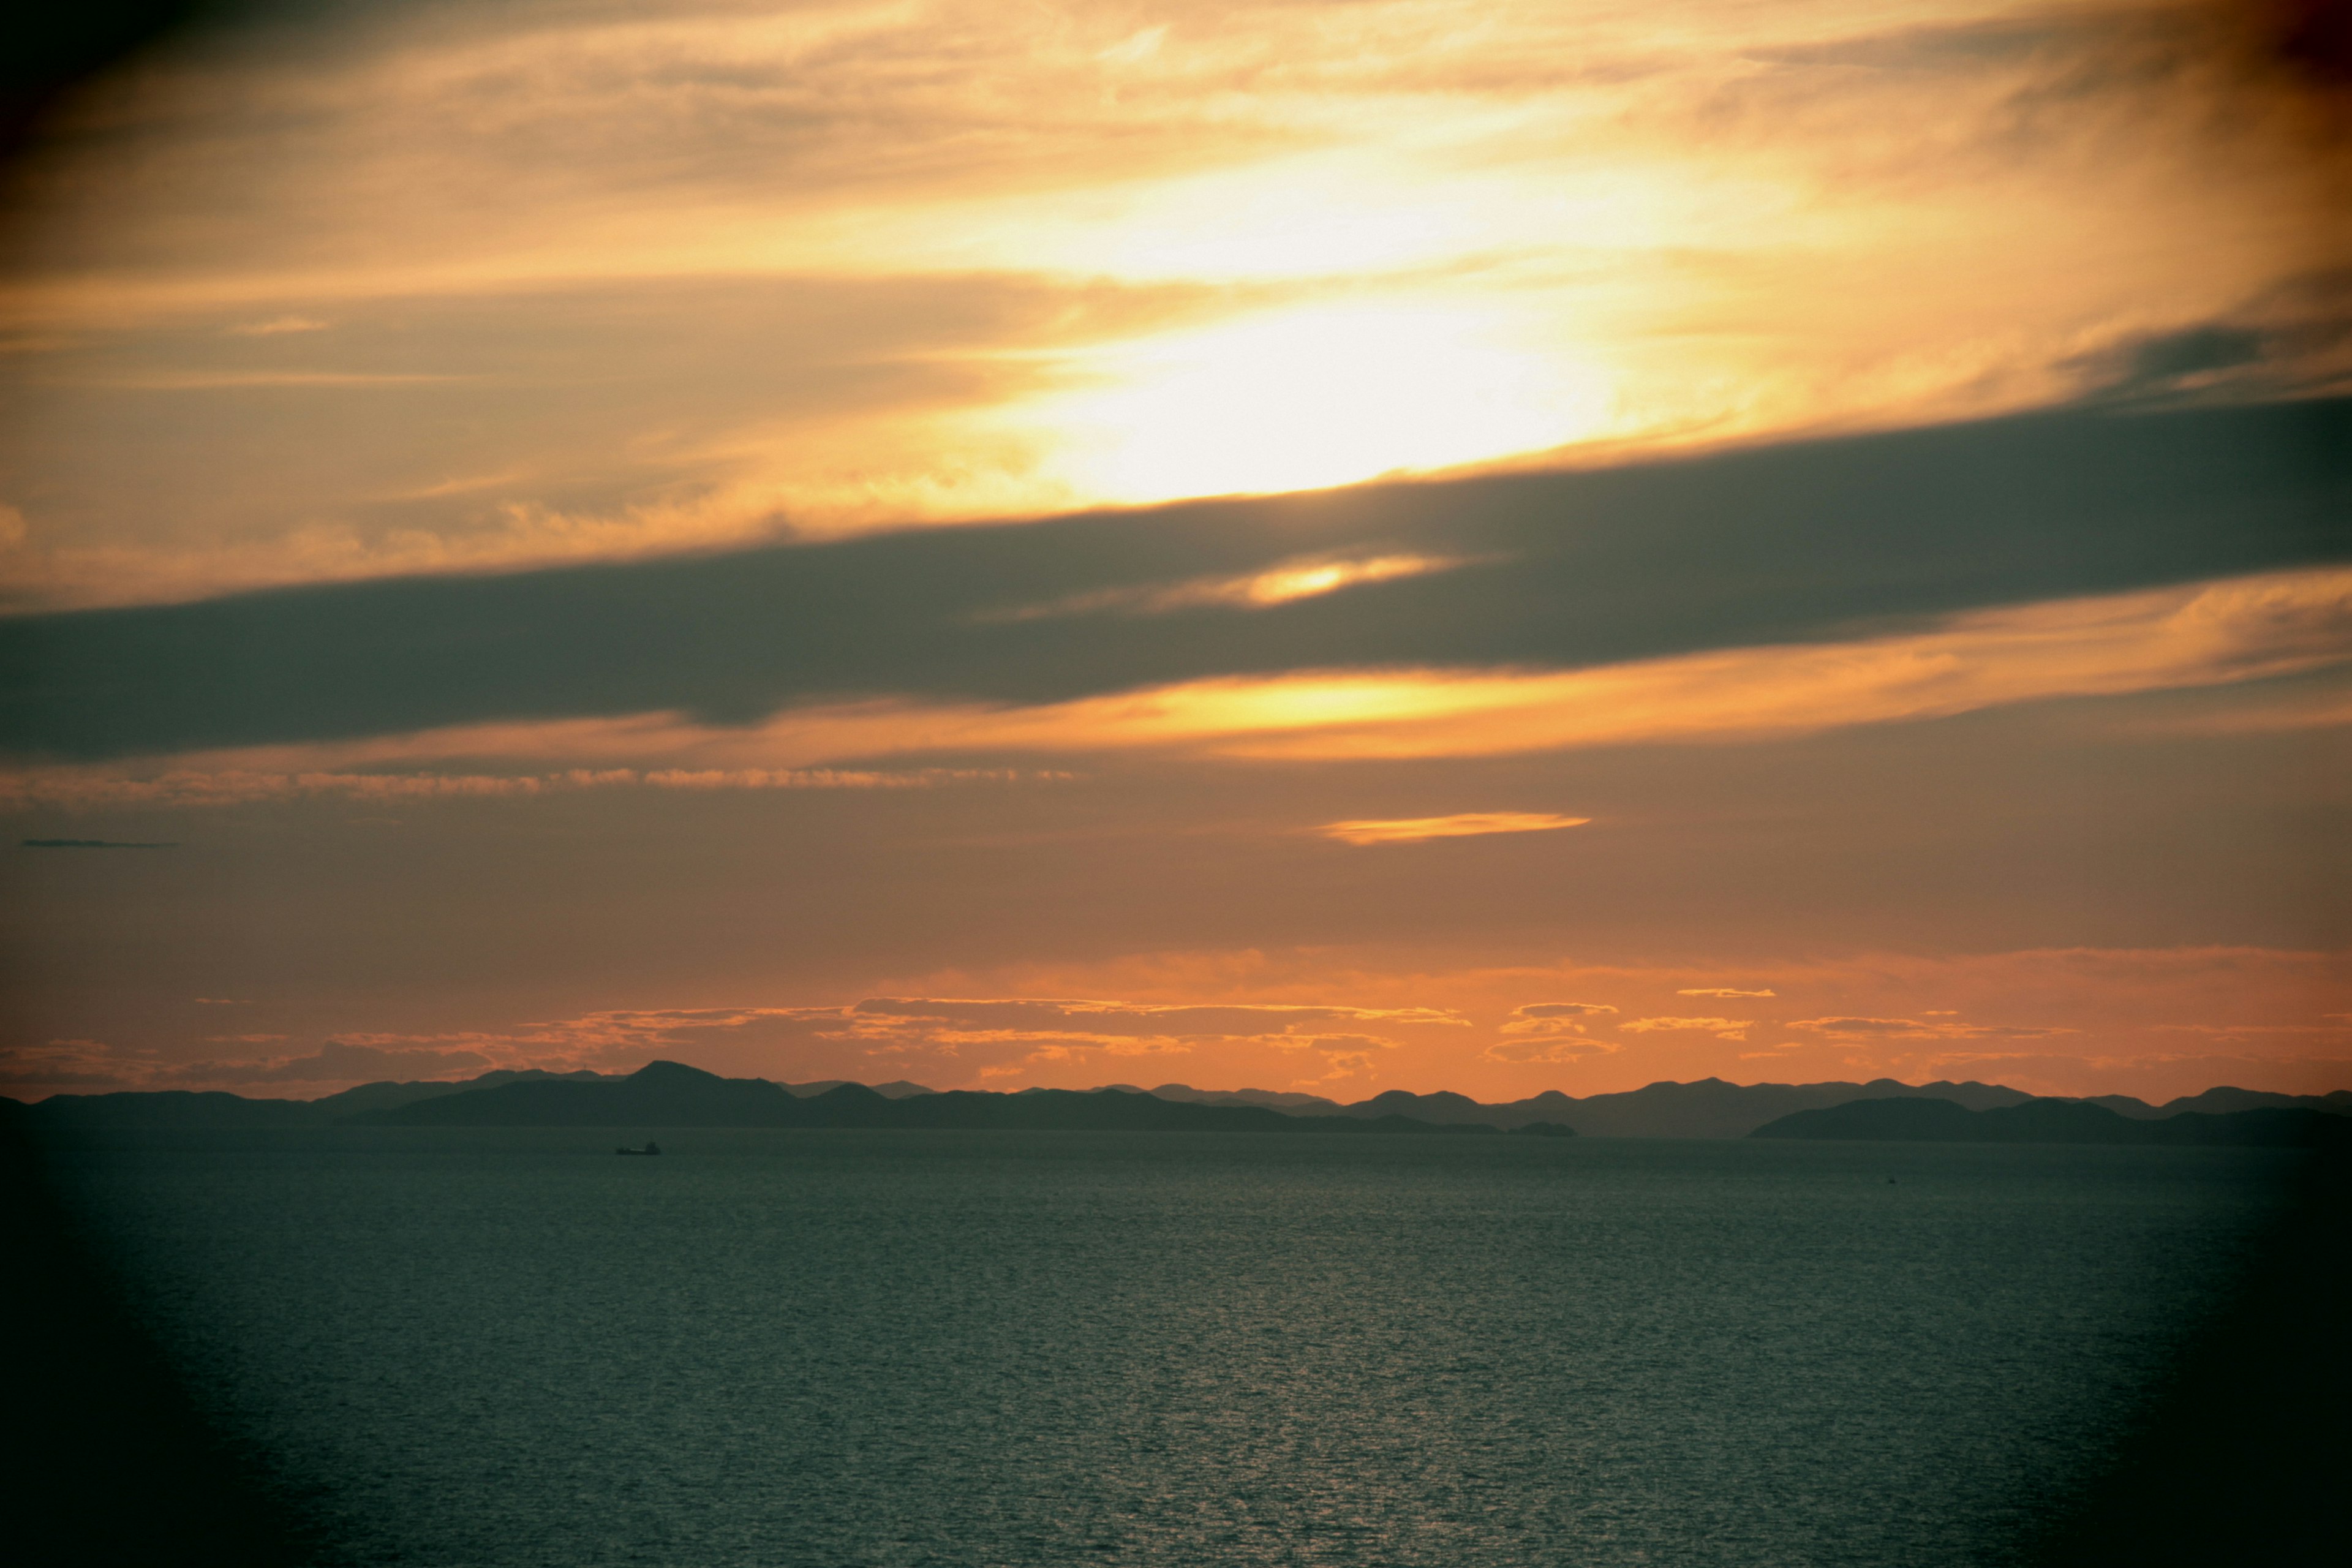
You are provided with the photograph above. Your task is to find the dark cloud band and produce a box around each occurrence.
[1,396,2344,763]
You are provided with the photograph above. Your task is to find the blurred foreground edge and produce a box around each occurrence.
[2029,1146,2352,1565]
[0,1120,321,1566]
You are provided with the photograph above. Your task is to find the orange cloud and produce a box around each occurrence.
[1505,1002,1619,1023]
[1789,1016,2079,1042]
[1621,1016,1755,1041]
[16,945,2345,1102]
[915,945,2351,1101]
[4,0,2340,605]
[225,315,330,336]
[1317,811,1590,845]
[1486,1034,1621,1066]
[1488,1001,1622,1064]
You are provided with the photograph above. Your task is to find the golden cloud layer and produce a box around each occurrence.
[1,0,2340,605]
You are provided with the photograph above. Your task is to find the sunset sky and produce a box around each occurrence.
[2,0,2346,1104]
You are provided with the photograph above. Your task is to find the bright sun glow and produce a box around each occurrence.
[1026,301,1616,502]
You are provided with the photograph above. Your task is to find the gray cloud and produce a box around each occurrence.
[2,395,2345,763]
[2065,270,2352,407]
[21,837,175,847]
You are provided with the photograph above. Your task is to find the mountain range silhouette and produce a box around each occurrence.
[1751,1095,2352,1148]
[7,1063,2348,1141]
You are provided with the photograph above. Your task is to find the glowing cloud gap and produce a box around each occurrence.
[990,553,1463,621]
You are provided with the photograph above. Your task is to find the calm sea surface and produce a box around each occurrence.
[34,1131,2301,1567]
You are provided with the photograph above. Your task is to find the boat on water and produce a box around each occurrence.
[616,1140,662,1156]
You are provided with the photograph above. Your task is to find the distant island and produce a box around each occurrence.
[1751,1096,2352,1148]
[6,1063,2348,1141]
[341,1062,1517,1135]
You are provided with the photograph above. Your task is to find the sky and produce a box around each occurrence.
[1,0,2346,1104]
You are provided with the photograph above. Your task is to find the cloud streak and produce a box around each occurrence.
[7,396,2344,766]
[10,564,2346,807]
[1620,1016,1756,1040]
[1317,812,1589,846]
[993,554,1464,621]
[1789,1016,2079,1042]
[0,763,1042,812]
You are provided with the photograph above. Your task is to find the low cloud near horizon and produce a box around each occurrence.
[8,946,2345,1105]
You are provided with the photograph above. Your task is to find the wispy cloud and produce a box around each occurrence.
[0,1036,500,1092]
[1317,811,1589,845]
[1487,1000,1621,1063]
[1621,1016,1755,1041]
[70,372,464,390]
[1508,1002,1618,1020]
[1486,1034,1620,1065]
[0,763,1044,811]
[1788,1016,2078,1042]
[226,316,330,336]
[993,554,1464,621]
[1058,569,2352,761]
[1679,987,1776,998]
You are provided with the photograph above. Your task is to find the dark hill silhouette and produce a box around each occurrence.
[353,1063,1517,1134]
[318,1069,932,1119]
[782,1078,936,1099]
[11,1069,2347,1136]
[312,1068,611,1117]
[1140,1079,2035,1134]
[11,1088,327,1128]
[2152,1085,2352,1118]
[1142,1084,1346,1112]
[1239,1077,2038,1136]
[1752,1096,2352,1148]
[1531,1077,2038,1137]
[358,1060,804,1126]
[2069,1087,2352,1120]
[1140,1080,2352,1131]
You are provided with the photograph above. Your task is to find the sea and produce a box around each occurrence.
[24,1129,2310,1567]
